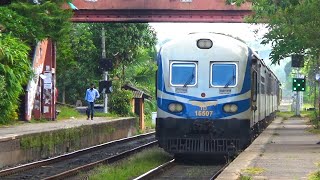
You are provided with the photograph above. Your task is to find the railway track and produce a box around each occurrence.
[0,132,156,180]
[134,158,229,180]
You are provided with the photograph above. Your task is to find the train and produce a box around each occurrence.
[155,32,281,156]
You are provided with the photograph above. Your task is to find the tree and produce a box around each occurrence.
[0,1,72,124]
[229,0,320,64]
[0,1,72,45]
[0,33,31,124]
[91,23,157,82]
[56,23,98,104]
[56,23,157,105]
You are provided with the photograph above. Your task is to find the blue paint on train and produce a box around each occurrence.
[157,97,250,118]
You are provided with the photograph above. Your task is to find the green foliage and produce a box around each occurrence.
[20,123,117,150]
[56,24,99,104]
[308,170,320,180]
[230,0,320,64]
[109,82,134,116]
[238,174,252,180]
[276,111,295,119]
[56,23,156,106]
[0,1,72,124]
[0,1,72,44]
[301,56,319,107]
[0,75,5,100]
[89,148,171,180]
[92,23,157,81]
[242,167,266,175]
[122,47,157,129]
[0,33,32,124]
[56,105,82,120]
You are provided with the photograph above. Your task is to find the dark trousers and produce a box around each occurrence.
[87,102,94,119]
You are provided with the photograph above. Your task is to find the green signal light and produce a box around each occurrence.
[293,87,296,90]
[294,79,297,82]
[298,84,300,86]
[302,88,305,90]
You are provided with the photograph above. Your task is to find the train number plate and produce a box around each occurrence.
[219,88,231,94]
[175,87,188,93]
[195,110,213,116]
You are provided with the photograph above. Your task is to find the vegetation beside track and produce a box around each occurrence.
[89,147,172,180]
[277,110,320,130]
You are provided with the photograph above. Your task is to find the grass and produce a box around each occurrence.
[242,167,266,175]
[308,128,320,134]
[56,105,83,120]
[145,117,156,131]
[308,161,320,180]
[238,174,252,180]
[277,110,316,119]
[95,112,118,118]
[88,148,172,180]
[308,171,320,180]
[277,110,320,135]
[277,111,295,119]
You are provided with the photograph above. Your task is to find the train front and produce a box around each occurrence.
[156,33,253,156]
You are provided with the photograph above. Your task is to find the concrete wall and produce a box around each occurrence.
[0,118,137,169]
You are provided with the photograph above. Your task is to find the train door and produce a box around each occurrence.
[257,61,261,122]
[251,59,258,127]
[271,79,274,113]
[260,68,266,120]
[266,74,270,116]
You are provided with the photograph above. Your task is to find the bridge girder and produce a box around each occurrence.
[67,0,252,23]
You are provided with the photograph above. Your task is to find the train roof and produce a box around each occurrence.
[160,32,281,85]
[252,50,281,84]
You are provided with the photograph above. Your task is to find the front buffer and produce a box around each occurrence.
[156,118,251,156]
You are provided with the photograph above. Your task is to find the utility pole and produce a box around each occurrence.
[101,27,108,113]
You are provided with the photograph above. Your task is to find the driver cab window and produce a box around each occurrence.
[211,63,238,87]
[170,62,197,87]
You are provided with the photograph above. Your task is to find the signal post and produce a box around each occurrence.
[291,55,305,117]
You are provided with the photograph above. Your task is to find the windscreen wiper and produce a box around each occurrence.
[224,75,235,88]
[183,73,195,87]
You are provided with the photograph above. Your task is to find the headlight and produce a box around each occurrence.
[230,104,238,112]
[168,103,183,113]
[223,104,238,113]
[223,104,231,112]
[197,39,213,49]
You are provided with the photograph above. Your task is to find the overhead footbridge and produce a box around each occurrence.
[65,0,252,23]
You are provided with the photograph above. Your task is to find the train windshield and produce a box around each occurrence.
[170,62,197,86]
[211,63,237,87]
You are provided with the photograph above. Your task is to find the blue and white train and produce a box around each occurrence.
[156,32,281,156]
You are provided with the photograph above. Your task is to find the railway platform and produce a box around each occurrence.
[217,116,320,179]
[0,116,123,140]
[0,116,137,169]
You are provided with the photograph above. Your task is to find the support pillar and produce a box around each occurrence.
[42,40,56,120]
[139,98,145,131]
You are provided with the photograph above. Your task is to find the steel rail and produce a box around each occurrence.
[133,159,176,180]
[0,132,155,177]
[43,140,158,180]
[210,162,230,180]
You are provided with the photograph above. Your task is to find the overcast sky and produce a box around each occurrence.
[149,23,268,44]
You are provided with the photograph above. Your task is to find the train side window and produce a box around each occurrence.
[252,71,257,102]
[210,63,238,87]
[170,62,197,87]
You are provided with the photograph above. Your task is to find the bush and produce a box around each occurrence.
[0,76,4,100]
[0,34,31,124]
[109,88,133,116]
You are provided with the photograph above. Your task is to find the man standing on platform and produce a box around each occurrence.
[85,83,100,120]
